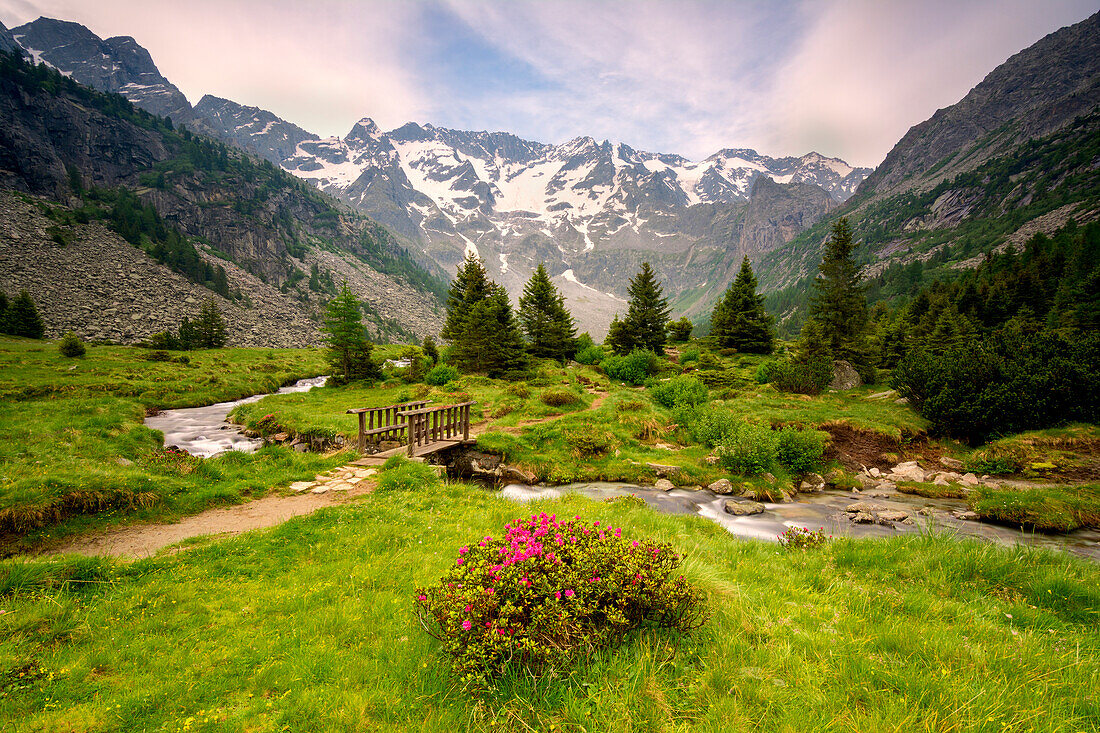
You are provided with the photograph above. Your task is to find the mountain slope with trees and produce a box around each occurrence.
[0,49,444,343]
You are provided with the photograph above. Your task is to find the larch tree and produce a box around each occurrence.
[518,264,576,362]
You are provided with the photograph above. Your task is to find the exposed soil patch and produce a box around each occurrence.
[822,423,940,471]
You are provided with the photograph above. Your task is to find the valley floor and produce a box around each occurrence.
[2,337,1099,731]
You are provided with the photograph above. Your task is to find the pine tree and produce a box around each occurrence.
[457,284,529,377]
[193,298,228,349]
[0,291,8,334]
[441,257,528,376]
[7,290,45,339]
[518,264,577,361]
[323,281,381,385]
[710,257,774,353]
[808,218,870,368]
[613,262,671,355]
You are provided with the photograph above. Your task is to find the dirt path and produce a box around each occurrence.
[46,468,376,559]
[46,389,610,560]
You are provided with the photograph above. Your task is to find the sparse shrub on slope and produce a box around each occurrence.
[415,513,708,682]
[58,332,85,357]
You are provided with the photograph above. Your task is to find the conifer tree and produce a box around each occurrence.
[193,298,228,349]
[7,290,45,339]
[323,281,381,385]
[808,218,871,368]
[441,256,528,376]
[0,292,8,334]
[441,253,491,343]
[667,317,693,342]
[604,315,633,355]
[710,256,774,353]
[422,336,439,365]
[518,264,576,361]
[612,262,671,355]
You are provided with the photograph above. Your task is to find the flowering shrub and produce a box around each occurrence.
[252,413,283,436]
[777,526,831,551]
[415,513,708,682]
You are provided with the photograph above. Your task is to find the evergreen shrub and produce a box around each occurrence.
[58,332,85,357]
[769,359,832,395]
[565,422,616,457]
[678,348,700,364]
[574,345,606,365]
[415,513,708,682]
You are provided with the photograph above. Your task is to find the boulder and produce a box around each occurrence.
[878,509,910,522]
[646,462,681,478]
[654,478,676,492]
[500,466,537,485]
[953,510,979,521]
[829,360,862,390]
[708,478,735,494]
[824,469,845,487]
[851,511,875,524]
[889,462,926,483]
[805,473,826,488]
[939,456,965,470]
[960,473,980,487]
[704,454,720,465]
[846,502,886,513]
[723,499,765,516]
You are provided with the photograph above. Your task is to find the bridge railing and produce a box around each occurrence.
[397,401,477,456]
[346,400,431,452]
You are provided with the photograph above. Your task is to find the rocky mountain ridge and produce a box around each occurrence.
[1,16,867,334]
[759,9,1100,322]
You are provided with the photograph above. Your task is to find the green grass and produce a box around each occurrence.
[1,481,1098,731]
[0,338,340,549]
[970,485,1100,533]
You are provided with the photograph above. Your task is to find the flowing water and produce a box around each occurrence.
[144,376,327,458]
[501,482,1100,561]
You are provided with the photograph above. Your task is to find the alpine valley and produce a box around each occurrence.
[1,11,1098,340]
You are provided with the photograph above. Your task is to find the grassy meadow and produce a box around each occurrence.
[0,337,341,551]
[1,336,1099,731]
[2,481,1099,731]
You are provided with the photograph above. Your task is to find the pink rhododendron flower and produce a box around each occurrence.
[417,594,427,601]
[564,589,575,597]
[462,620,472,630]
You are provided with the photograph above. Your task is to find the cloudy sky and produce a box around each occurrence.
[1,0,1096,166]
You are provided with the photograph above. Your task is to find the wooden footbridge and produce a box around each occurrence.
[346,399,477,461]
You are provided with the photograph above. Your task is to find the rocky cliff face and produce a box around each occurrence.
[11,17,194,124]
[0,190,443,344]
[858,10,1100,198]
[0,22,18,53]
[0,52,444,344]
